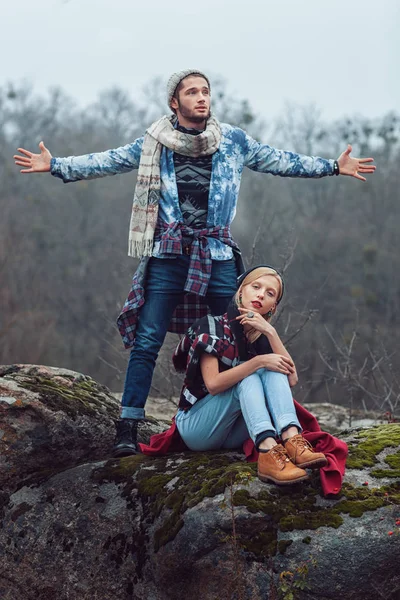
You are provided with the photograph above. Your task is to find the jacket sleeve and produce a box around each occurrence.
[50,136,144,183]
[242,131,335,178]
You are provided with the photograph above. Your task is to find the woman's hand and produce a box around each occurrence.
[236,307,275,335]
[14,141,52,173]
[256,353,295,375]
[236,308,297,379]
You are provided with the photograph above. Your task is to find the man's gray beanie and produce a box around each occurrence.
[167,69,210,108]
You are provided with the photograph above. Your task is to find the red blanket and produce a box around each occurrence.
[139,400,348,497]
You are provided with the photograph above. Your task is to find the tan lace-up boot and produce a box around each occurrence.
[284,434,328,469]
[257,444,308,485]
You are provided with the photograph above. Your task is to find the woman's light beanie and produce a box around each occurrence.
[166,69,210,108]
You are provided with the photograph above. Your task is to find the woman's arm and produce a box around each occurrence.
[238,310,299,387]
[200,352,296,396]
[265,328,298,387]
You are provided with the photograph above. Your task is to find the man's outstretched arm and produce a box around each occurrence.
[14,138,144,182]
[242,132,376,181]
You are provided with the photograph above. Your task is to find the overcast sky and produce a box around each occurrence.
[2,0,399,123]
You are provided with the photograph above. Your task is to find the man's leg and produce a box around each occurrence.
[114,257,188,456]
[206,257,238,316]
[123,255,237,418]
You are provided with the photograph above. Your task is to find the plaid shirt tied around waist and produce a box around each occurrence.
[116,223,242,349]
[156,222,240,296]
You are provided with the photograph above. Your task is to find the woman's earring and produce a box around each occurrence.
[267,310,273,318]
[239,293,243,305]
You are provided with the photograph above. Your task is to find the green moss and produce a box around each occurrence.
[137,473,173,497]
[232,480,400,543]
[333,498,386,517]
[137,473,176,518]
[302,536,312,544]
[92,455,146,484]
[333,482,400,516]
[232,486,331,531]
[18,375,118,419]
[371,449,400,478]
[240,531,277,558]
[154,517,185,551]
[280,512,343,531]
[346,424,400,470]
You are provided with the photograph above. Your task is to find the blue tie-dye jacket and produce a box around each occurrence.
[51,122,335,259]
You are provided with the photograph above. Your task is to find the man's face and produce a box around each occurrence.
[170,76,211,125]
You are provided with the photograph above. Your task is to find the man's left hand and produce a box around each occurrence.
[337,144,376,181]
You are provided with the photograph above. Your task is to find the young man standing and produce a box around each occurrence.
[14,69,376,456]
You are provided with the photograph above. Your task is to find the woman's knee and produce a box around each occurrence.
[236,372,263,394]
[257,369,289,385]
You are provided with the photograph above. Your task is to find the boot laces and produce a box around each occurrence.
[270,444,291,467]
[291,435,314,457]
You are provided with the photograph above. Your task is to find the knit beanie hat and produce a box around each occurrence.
[166,69,211,108]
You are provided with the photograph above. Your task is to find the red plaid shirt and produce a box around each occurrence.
[116,223,242,349]
[173,311,239,409]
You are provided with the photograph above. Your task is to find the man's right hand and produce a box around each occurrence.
[14,141,52,173]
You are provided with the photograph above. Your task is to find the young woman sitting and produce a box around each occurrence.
[172,265,328,485]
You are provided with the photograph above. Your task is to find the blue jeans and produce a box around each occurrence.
[121,256,238,419]
[175,370,302,450]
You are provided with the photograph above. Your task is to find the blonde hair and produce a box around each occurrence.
[236,267,283,344]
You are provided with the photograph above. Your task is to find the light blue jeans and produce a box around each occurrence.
[175,370,302,450]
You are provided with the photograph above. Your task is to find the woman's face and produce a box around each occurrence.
[240,275,281,316]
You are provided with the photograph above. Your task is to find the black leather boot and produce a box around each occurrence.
[112,419,139,457]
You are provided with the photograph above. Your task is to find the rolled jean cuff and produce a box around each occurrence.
[120,407,145,420]
[277,417,302,437]
[251,421,276,442]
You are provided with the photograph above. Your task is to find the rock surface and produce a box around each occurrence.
[0,365,166,492]
[1,365,399,600]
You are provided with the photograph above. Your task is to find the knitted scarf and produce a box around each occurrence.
[128,115,222,257]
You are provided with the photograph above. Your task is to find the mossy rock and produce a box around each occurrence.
[92,424,400,558]
[0,365,120,493]
[346,423,400,477]
[18,373,117,419]
[93,452,257,551]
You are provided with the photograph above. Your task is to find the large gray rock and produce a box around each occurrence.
[1,365,399,600]
[0,364,167,493]
[302,402,387,433]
